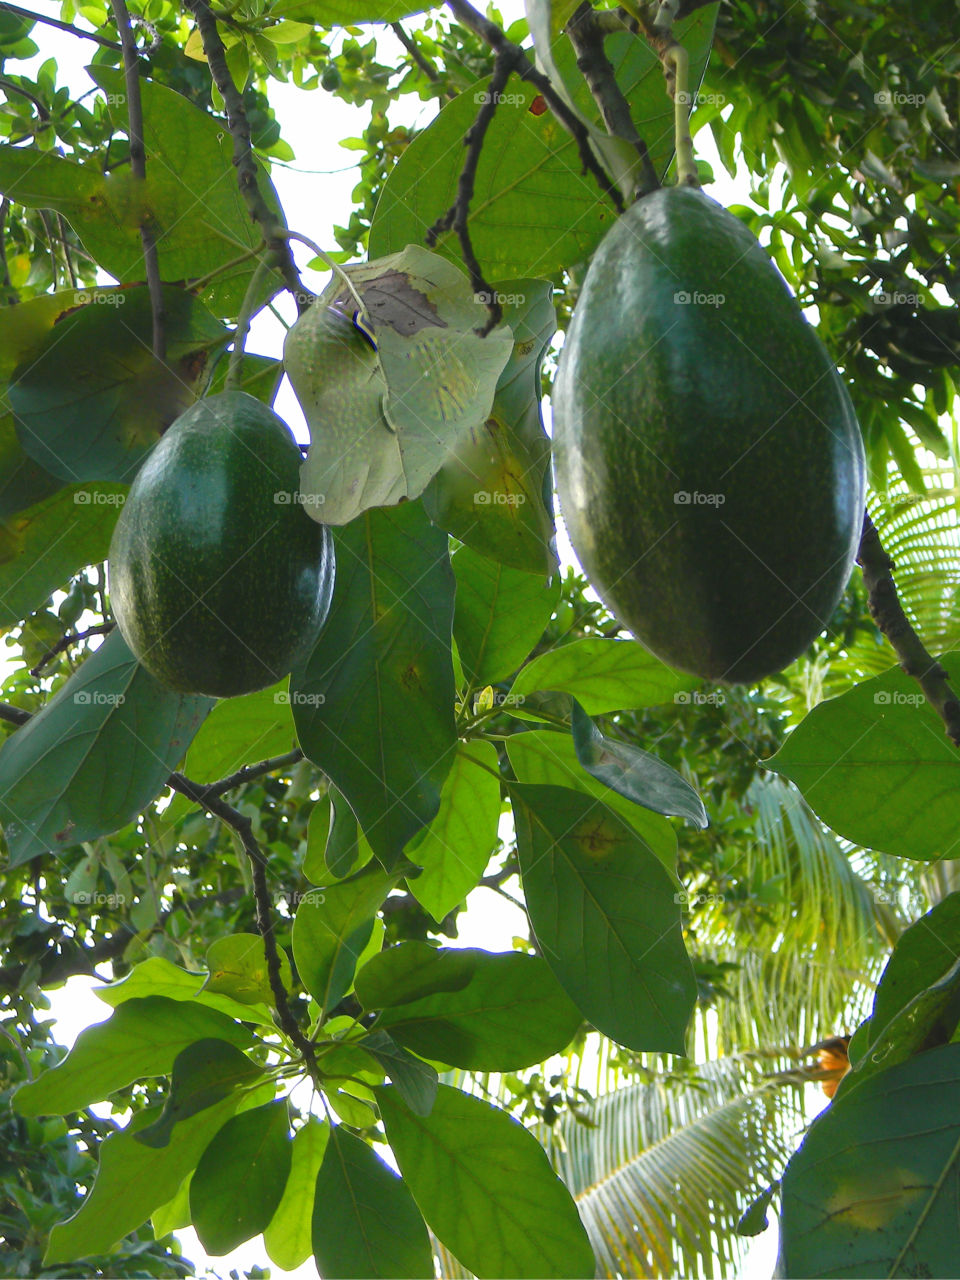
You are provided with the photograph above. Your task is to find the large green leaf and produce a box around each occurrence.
[290,249,512,526]
[424,281,558,573]
[136,1039,263,1149]
[406,740,502,922]
[290,502,456,866]
[0,414,62,519]
[0,630,212,865]
[181,681,294,784]
[571,699,708,827]
[291,861,396,1015]
[0,484,125,627]
[9,286,226,483]
[359,1030,439,1117]
[0,75,282,314]
[374,948,583,1070]
[94,955,276,1028]
[513,783,695,1052]
[778,1043,960,1278]
[264,1118,330,1272]
[14,997,251,1118]
[312,1126,434,1279]
[355,940,475,1010]
[766,655,960,859]
[44,1093,247,1264]
[205,932,292,1006]
[378,1083,595,1279]
[511,637,696,713]
[505,730,677,870]
[190,1100,292,1256]
[452,545,559,686]
[872,892,960,1040]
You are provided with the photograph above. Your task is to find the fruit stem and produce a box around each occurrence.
[667,43,700,187]
[226,253,279,392]
[276,228,371,326]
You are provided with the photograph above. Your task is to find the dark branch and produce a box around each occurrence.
[175,748,305,801]
[0,2,122,49]
[565,3,659,198]
[184,0,313,313]
[857,511,960,747]
[109,0,165,359]
[391,22,451,96]
[30,623,115,679]
[0,702,30,726]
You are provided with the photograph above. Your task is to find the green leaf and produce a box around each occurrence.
[872,892,960,1041]
[571,699,708,827]
[452,546,559,685]
[264,1118,330,1271]
[312,1126,434,1279]
[355,940,474,1009]
[292,861,397,1015]
[45,1093,246,1264]
[378,1083,595,1279]
[375,948,583,1070]
[191,1100,292,1256]
[291,502,457,866]
[406,740,502,922]
[511,637,696,713]
[765,654,960,859]
[204,933,292,1007]
[136,1039,263,1149]
[14,997,251,1117]
[0,484,125,627]
[10,286,226,483]
[274,0,427,22]
[505,730,677,870]
[513,783,695,1053]
[0,414,61,519]
[778,1043,960,1278]
[424,281,558,574]
[290,248,512,526]
[360,1030,438,1117]
[0,78,283,315]
[94,956,276,1028]
[320,785,373,882]
[181,681,294,783]
[0,630,212,865]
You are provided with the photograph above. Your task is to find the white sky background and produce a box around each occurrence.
[6,5,798,1276]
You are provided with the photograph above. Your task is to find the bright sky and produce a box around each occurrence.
[9,6,787,1277]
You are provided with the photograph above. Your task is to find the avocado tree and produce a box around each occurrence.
[1,0,960,1277]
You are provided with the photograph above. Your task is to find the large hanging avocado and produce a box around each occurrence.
[109,391,335,698]
[552,186,865,684]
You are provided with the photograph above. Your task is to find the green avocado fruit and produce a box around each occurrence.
[552,186,866,684]
[109,391,335,698]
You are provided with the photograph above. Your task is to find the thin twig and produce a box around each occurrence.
[184,0,313,314]
[30,622,114,678]
[565,2,659,198]
[0,198,15,302]
[109,0,165,359]
[0,1,122,49]
[857,511,960,747]
[0,75,49,120]
[56,214,78,289]
[178,748,305,801]
[391,22,453,98]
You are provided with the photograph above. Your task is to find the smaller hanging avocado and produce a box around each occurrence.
[552,187,866,684]
[109,391,335,698]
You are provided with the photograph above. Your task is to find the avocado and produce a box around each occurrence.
[552,186,865,684]
[109,391,335,698]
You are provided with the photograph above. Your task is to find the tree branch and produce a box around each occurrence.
[565,2,659,198]
[0,702,31,726]
[109,0,165,359]
[30,623,115,679]
[173,748,305,801]
[0,2,122,49]
[184,0,313,313]
[391,22,452,97]
[857,511,960,747]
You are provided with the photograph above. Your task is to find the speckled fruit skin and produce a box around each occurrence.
[109,391,335,698]
[552,186,866,684]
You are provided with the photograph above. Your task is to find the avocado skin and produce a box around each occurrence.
[552,186,865,684]
[109,391,335,698]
